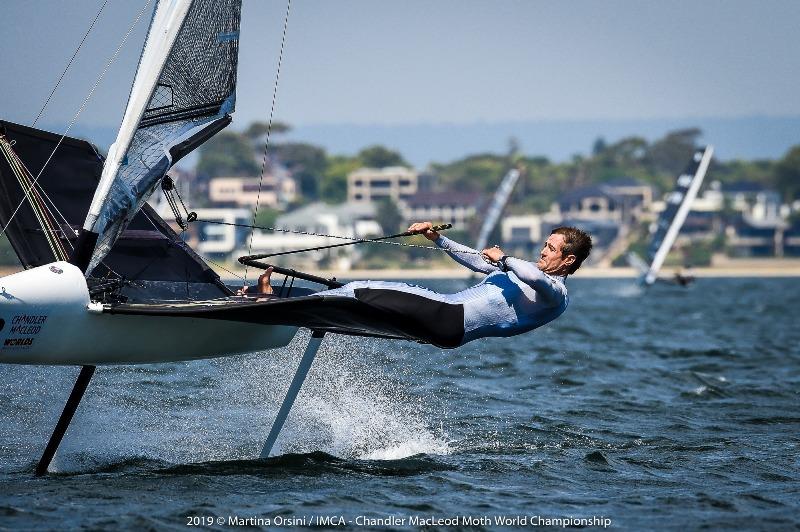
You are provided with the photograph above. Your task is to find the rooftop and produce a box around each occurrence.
[401,191,484,208]
[722,180,766,193]
[276,202,376,226]
[558,185,621,205]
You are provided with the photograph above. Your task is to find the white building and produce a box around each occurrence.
[209,174,297,208]
[500,209,563,256]
[246,202,382,269]
[348,166,418,203]
[397,191,484,228]
[150,205,252,260]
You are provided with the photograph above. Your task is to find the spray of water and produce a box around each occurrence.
[229,331,451,460]
[21,331,450,472]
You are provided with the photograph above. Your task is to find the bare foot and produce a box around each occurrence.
[257,267,274,295]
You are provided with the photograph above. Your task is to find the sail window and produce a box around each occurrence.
[146,84,175,112]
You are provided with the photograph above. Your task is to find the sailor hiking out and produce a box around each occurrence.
[249,222,592,347]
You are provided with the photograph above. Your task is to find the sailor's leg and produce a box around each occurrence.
[315,280,450,301]
[260,330,325,458]
[35,365,96,476]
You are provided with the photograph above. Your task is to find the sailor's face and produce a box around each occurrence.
[537,234,570,274]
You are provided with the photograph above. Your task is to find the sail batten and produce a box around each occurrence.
[82,0,241,275]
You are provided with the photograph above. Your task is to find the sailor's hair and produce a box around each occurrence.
[551,226,592,274]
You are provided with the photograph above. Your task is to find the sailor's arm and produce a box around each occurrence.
[503,257,565,305]
[481,246,564,305]
[407,221,499,274]
[436,236,500,274]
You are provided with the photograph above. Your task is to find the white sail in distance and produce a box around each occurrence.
[82,0,241,274]
[475,169,520,252]
[643,146,713,285]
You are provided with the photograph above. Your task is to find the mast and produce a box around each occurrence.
[644,146,713,285]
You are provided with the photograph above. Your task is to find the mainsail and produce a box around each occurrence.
[474,168,520,252]
[81,0,241,274]
[643,145,713,285]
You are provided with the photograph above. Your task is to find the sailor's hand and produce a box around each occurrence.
[407,221,439,241]
[481,245,505,263]
[237,285,250,296]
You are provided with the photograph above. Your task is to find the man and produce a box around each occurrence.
[671,266,695,287]
[249,222,592,347]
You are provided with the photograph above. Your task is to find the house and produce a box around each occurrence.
[150,205,252,260]
[502,215,544,256]
[186,208,252,259]
[726,216,788,257]
[721,181,767,213]
[209,174,297,209]
[554,185,644,260]
[246,202,382,269]
[500,208,562,256]
[783,219,800,256]
[692,180,725,212]
[557,185,625,223]
[397,191,485,228]
[601,177,655,222]
[347,166,418,203]
[725,190,788,257]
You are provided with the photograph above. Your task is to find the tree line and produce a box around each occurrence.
[2,125,798,267]
[195,123,800,214]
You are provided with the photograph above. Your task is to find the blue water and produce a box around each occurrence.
[1,278,799,530]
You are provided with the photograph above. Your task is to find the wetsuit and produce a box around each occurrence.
[314,236,568,347]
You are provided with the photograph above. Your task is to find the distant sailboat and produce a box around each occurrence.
[628,146,713,285]
[474,168,521,252]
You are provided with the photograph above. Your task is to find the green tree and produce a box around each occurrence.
[713,159,774,185]
[244,121,291,142]
[432,154,507,193]
[774,145,800,202]
[273,143,328,200]
[374,198,404,234]
[321,155,360,204]
[253,207,280,229]
[357,145,407,168]
[644,128,702,176]
[592,136,607,156]
[594,136,648,172]
[196,131,259,179]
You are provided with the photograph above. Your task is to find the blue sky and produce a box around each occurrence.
[1,0,798,163]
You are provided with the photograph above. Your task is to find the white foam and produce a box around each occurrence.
[264,333,451,459]
[19,332,450,470]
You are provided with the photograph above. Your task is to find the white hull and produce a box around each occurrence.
[0,262,297,365]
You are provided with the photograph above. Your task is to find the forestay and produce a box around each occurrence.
[83,0,242,274]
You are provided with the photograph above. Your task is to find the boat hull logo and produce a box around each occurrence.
[49,265,63,274]
[3,337,34,347]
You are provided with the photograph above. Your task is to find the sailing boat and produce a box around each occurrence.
[474,168,520,253]
[0,0,456,475]
[627,146,714,285]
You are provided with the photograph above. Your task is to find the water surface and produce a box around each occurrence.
[1,278,798,529]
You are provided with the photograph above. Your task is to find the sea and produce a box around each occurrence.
[1,277,798,530]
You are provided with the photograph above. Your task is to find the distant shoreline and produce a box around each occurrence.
[250,261,800,280]
[2,257,800,280]
[222,256,800,280]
